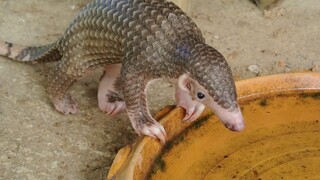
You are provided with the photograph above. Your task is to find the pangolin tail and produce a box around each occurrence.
[0,40,61,63]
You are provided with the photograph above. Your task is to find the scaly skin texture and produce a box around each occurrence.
[0,0,244,143]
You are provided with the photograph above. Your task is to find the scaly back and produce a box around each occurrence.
[57,0,204,65]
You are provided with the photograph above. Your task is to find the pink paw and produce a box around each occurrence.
[98,100,126,116]
[178,100,205,122]
[175,84,205,122]
[53,95,78,115]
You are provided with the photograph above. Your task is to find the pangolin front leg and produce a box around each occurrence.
[98,64,126,115]
[120,72,166,143]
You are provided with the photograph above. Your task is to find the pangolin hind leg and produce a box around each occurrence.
[47,59,85,115]
[98,64,126,115]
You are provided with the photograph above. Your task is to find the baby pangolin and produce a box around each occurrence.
[0,0,245,143]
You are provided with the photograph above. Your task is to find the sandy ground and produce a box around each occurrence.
[0,0,319,179]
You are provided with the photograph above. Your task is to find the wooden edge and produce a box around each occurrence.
[237,72,320,103]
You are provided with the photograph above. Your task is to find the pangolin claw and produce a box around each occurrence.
[99,101,126,116]
[53,94,78,115]
[140,121,166,144]
[182,103,205,122]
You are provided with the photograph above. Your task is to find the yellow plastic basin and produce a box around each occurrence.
[108,73,320,180]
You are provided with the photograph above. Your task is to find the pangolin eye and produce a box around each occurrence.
[197,92,205,99]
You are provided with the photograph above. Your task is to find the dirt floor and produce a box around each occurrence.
[0,0,319,179]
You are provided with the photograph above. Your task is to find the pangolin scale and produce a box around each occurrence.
[0,0,245,143]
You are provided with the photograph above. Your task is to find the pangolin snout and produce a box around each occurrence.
[224,121,245,132]
[207,101,245,132]
[222,108,245,132]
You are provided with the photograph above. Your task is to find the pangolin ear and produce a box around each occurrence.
[178,74,194,93]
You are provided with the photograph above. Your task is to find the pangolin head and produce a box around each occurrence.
[186,43,245,131]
